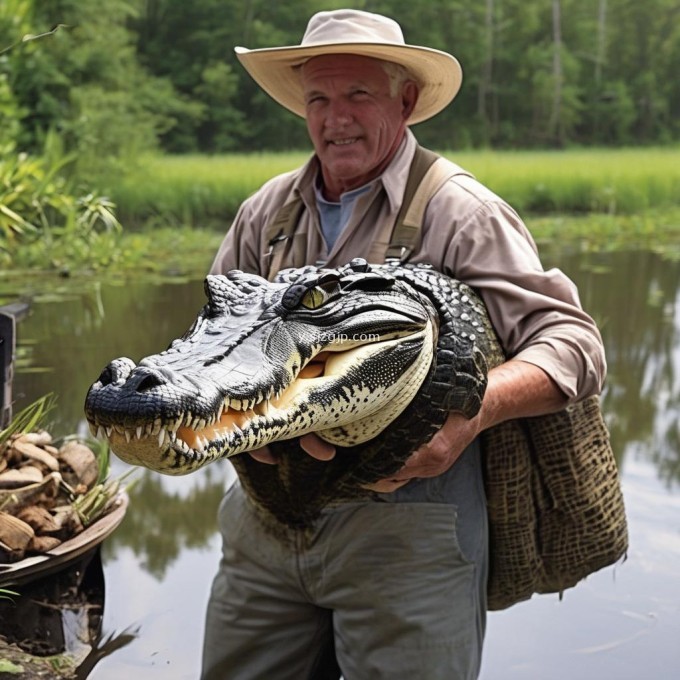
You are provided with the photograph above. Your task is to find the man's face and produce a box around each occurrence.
[301,54,417,200]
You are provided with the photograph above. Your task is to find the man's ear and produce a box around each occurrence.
[401,81,419,120]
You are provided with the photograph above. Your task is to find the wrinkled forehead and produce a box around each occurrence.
[299,53,390,89]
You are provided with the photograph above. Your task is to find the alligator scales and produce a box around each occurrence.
[85,259,504,528]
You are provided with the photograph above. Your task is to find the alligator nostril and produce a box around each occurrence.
[97,366,114,387]
[134,372,165,393]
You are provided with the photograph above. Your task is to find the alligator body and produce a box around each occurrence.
[85,259,503,528]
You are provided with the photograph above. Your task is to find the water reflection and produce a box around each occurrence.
[4,249,680,678]
[6,278,206,431]
[551,250,680,485]
[104,463,230,579]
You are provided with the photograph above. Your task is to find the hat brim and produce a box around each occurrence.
[235,43,462,125]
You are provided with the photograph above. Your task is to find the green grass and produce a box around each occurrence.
[449,147,680,214]
[111,152,310,230]
[109,147,680,230]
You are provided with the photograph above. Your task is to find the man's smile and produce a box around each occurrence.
[328,137,360,146]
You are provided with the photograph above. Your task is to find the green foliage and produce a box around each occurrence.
[0,393,56,448]
[1,0,191,183]
[0,146,123,270]
[2,0,680,159]
[0,0,677,281]
[0,589,20,603]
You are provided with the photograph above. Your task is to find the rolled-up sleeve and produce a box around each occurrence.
[424,187,606,402]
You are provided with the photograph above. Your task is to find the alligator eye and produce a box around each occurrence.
[301,280,342,309]
[301,286,329,309]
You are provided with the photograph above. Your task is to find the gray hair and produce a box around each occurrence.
[295,58,415,98]
[379,60,413,97]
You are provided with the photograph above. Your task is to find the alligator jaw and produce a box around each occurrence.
[88,323,434,474]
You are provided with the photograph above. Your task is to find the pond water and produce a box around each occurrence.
[4,249,680,679]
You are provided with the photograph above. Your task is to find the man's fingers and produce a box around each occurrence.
[248,435,336,464]
[299,433,336,460]
[248,447,279,464]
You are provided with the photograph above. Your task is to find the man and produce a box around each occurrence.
[202,9,606,680]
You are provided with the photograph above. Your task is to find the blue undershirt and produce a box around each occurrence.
[315,182,372,251]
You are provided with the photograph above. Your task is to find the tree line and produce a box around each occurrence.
[1,0,678,174]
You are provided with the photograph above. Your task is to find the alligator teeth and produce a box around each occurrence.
[169,419,181,433]
[88,423,98,438]
[158,429,166,447]
[97,426,105,440]
[125,430,132,443]
[136,426,143,439]
[105,426,113,437]
[152,419,162,436]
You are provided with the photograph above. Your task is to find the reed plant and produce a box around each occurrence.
[109,147,680,230]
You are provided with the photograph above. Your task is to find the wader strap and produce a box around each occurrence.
[384,148,473,264]
[263,146,473,278]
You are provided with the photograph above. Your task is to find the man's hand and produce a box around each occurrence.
[364,359,569,492]
[248,434,336,465]
[248,359,569,493]
[361,411,481,492]
[247,417,478,492]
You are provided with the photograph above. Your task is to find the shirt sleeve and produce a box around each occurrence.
[430,188,606,402]
[209,196,265,276]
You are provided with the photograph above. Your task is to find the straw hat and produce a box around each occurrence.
[235,9,463,125]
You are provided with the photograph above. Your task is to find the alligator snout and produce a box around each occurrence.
[96,357,186,391]
[85,355,211,429]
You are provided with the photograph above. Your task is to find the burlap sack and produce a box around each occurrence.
[482,395,628,610]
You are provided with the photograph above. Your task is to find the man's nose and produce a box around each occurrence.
[326,99,354,127]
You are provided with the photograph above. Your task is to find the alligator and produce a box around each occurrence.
[85,258,502,525]
[84,258,627,609]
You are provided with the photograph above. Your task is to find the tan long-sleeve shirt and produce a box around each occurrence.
[211,130,606,402]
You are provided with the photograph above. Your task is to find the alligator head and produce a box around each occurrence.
[85,259,502,526]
